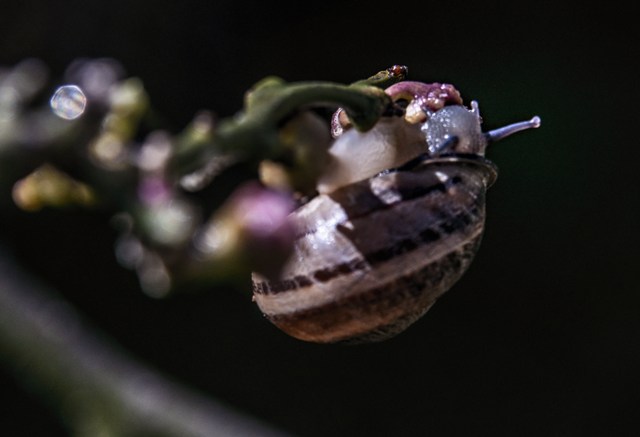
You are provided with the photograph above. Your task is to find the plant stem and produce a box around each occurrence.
[213,81,391,159]
[0,246,289,437]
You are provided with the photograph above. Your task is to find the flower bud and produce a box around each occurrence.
[196,182,295,279]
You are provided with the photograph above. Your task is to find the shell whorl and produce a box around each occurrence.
[252,155,497,343]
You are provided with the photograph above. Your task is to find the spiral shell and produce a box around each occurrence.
[252,154,497,343]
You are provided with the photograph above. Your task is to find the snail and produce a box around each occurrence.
[252,80,540,343]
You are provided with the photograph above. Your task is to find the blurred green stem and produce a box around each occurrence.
[0,246,289,437]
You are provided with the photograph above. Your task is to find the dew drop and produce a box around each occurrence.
[50,85,87,120]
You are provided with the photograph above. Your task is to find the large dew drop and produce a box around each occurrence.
[50,85,87,120]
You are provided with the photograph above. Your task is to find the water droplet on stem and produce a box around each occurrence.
[50,85,86,120]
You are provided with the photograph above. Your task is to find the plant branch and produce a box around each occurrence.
[0,246,290,437]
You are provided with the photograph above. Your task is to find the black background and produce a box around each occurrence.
[1,1,639,436]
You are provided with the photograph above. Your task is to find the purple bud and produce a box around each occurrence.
[385,81,463,113]
[231,183,296,276]
[198,182,296,279]
[137,176,172,205]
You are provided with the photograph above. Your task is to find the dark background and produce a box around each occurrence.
[1,1,639,435]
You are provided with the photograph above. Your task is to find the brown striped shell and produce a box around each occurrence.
[252,154,497,343]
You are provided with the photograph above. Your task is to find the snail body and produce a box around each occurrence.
[253,84,540,343]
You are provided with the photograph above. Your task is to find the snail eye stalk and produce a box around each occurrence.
[485,116,541,144]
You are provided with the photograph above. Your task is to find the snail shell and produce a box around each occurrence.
[252,154,497,343]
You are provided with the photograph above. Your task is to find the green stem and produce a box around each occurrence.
[214,82,390,159]
[268,82,388,129]
[0,247,290,437]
